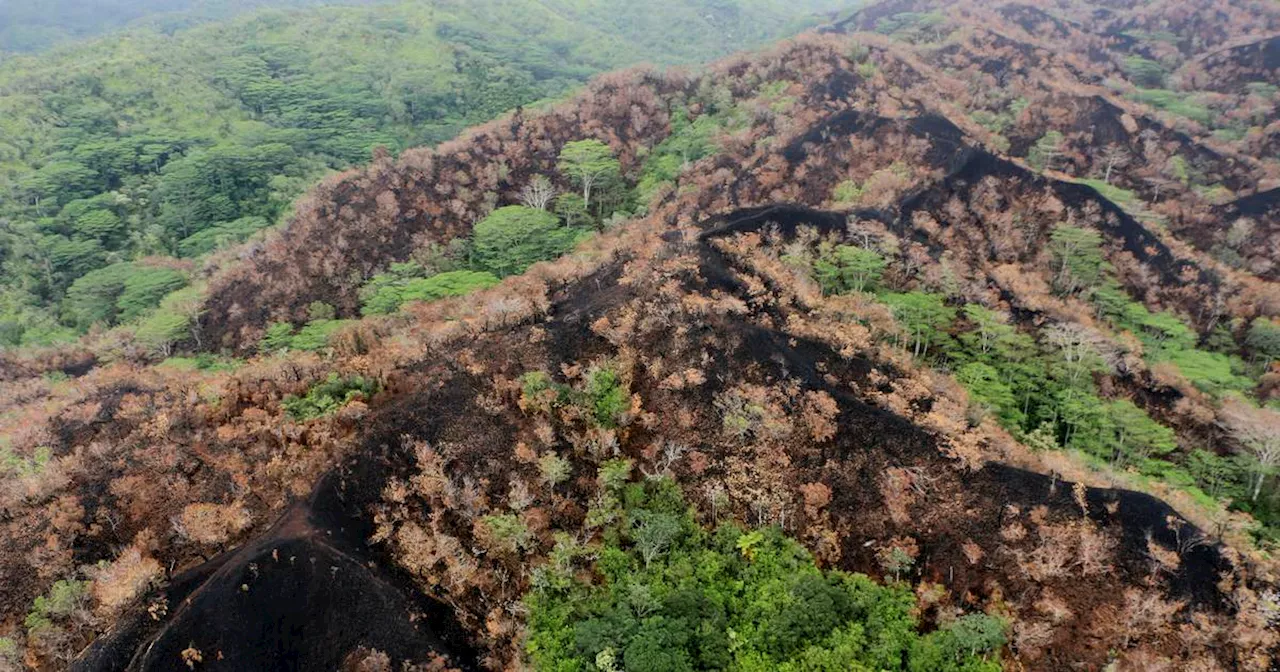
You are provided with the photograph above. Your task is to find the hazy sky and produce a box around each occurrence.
[0,0,383,51]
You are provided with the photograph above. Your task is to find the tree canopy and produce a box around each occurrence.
[473,206,587,277]
[526,477,1005,672]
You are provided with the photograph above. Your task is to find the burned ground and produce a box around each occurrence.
[75,462,474,672]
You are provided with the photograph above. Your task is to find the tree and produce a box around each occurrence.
[959,304,1015,357]
[1246,318,1280,365]
[1028,131,1065,171]
[553,193,590,228]
[472,206,583,277]
[957,362,1024,428]
[628,510,683,567]
[518,175,557,211]
[135,309,190,356]
[1048,225,1107,295]
[880,292,956,359]
[557,139,621,213]
[1220,400,1280,503]
[813,244,885,294]
[526,479,1003,672]
[1045,323,1112,386]
[1098,145,1130,184]
[1123,56,1167,87]
[1105,399,1176,467]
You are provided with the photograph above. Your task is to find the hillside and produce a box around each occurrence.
[0,0,1279,670]
[0,0,847,349]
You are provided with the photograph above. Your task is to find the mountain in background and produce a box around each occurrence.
[0,0,390,53]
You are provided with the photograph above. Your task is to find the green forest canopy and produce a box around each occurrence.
[0,0,852,346]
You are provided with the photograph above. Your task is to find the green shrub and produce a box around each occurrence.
[1,445,52,478]
[584,366,629,428]
[361,268,499,315]
[282,373,378,420]
[25,579,87,634]
[519,366,628,428]
[1122,56,1167,87]
[260,321,296,352]
[832,180,864,205]
[289,319,353,351]
[479,513,533,555]
[538,453,573,487]
[1076,178,1137,209]
[1126,88,1213,126]
[158,354,241,372]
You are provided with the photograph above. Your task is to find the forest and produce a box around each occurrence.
[0,0,1279,671]
[0,0,844,348]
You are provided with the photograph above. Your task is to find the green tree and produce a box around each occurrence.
[1027,131,1064,171]
[880,291,956,359]
[1048,225,1107,295]
[1122,56,1167,87]
[472,206,583,277]
[1105,399,1177,468]
[1247,318,1280,364]
[116,267,187,323]
[557,139,622,213]
[813,244,885,294]
[135,309,191,356]
[956,362,1024,428]
[958,305,1015,358]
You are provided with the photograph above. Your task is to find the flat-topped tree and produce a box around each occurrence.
[472,206,583,278]
[557,139,621,213]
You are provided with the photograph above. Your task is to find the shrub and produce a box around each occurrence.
[519,366,629,428]
[538,452,572,487]
[87,546,163,614]
[478,514,533,555]
[282,372,378,420]
[583,366,629,428]
[25,579,88,637]
[175,502,252,545]
[260,321,296,352]
[288,319,353,351]
[832,180,864,205]
[361,269,500,315]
